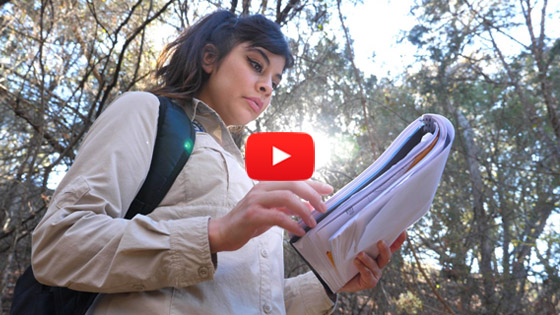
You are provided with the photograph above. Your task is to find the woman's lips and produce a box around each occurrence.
[244,97,263,113]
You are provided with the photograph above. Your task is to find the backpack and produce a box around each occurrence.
[10,96,196,315]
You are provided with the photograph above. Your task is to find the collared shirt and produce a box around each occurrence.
[31,92,334,314]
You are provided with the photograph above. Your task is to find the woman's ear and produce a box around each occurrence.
[202,44,218,74]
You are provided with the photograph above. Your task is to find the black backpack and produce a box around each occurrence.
[10,96,196,315]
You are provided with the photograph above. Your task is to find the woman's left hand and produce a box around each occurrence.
[339,231,407,293]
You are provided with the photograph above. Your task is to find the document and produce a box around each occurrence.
[290,114,455,293]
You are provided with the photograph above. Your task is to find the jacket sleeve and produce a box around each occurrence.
[284,271,336,315]
[31,92,216,293]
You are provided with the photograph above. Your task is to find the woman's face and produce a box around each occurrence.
[196,42,286,126]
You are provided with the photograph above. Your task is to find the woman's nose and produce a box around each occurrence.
[257,78,273,96]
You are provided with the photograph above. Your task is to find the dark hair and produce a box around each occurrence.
[150,10,294,102]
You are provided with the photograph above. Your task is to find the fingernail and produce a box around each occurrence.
[307,218,316,228]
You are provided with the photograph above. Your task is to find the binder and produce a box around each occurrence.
[290,114,455,292]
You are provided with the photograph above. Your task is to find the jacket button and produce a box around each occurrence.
[263,304,272,313]
[198,266,209,278]
[260,249,268,258]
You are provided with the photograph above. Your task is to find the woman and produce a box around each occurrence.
[32,10,405,314]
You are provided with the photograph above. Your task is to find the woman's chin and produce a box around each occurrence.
[232,112,257,126]
[226,118,251,127]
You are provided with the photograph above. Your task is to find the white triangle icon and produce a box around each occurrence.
[272,146,291,166]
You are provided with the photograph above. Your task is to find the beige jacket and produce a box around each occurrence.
[32,92,334,314]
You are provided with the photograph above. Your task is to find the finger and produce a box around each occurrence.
[257,206,306,236]
[273,206,315,226]
[257,190,317,228]
[357,252,382,278]
[258,181,330,213]
[354,256,379,288]
[390,231,407,252]
[264,181,331,211]
[257,180,331,194]
[304,180,334,195]
[271,207,302,221]
[376,241,392,269]
[296,180,333,213]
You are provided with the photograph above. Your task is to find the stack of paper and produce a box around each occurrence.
[290,114,455,293]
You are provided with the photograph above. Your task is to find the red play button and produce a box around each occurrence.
[246,132,314,181]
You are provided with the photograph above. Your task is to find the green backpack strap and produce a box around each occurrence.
[125,96,196,219]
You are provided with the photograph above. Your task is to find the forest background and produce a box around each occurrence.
[0,0,558,314]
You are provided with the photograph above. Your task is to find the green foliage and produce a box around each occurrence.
[402,0,560,313]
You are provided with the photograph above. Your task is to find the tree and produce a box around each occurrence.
[404,0,559,312]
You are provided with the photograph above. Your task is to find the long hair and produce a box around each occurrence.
[150,10,294,102]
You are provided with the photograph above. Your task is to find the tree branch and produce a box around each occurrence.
[96,0,176,117]
[7,95,74,160]
[275,0,301,25]
[408,237,456,314]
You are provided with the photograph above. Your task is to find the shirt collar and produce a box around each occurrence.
[183,98,245,166]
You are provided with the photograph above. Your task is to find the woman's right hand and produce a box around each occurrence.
[208,180,333,253]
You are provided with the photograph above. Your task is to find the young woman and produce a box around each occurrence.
[31,10,406,314]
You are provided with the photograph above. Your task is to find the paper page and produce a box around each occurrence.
[329,143,452,284]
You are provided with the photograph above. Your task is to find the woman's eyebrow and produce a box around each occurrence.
[248,47,270,65]
[248,47,283,81]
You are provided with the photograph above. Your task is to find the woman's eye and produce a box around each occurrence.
[248,58,263,72]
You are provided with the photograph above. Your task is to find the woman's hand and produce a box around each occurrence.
[339,231,407,293]
[208,180,333,253]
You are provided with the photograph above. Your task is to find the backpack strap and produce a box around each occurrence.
[10,96,196,315]
[125,96,196,219]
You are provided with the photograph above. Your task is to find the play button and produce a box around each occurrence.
[245,132,315,181]
[272,146,291,166]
